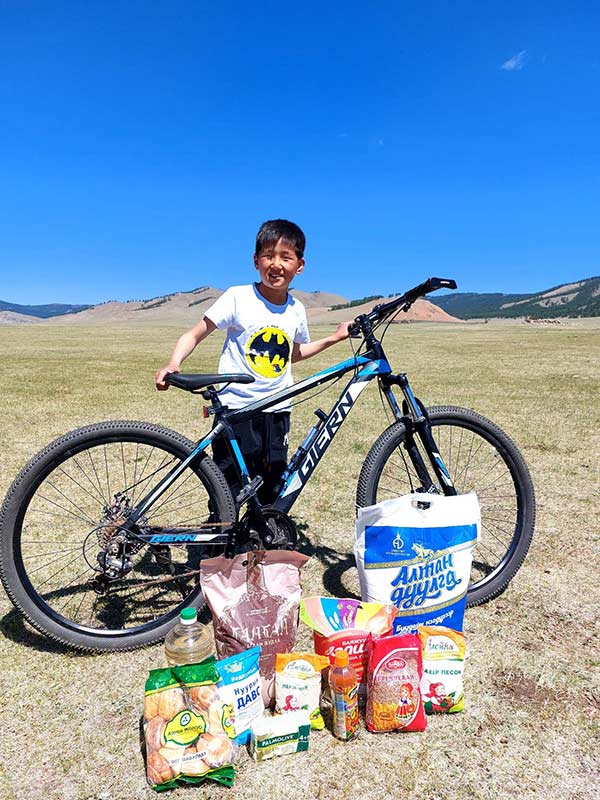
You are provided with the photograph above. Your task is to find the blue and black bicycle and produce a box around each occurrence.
[0,278,535,651]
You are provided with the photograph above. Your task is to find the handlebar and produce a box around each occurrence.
[348,276,457,337]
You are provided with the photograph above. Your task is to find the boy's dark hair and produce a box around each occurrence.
[255,219,306,259]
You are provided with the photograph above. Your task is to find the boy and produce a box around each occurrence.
[155,219,352,504]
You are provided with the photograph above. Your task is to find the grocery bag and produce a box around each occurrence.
[354,492,480,634]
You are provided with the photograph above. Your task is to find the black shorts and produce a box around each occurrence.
[211,411,291,504]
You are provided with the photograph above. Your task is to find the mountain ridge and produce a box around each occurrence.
[3,275,598,325]
[0,285,459,325]
[433,276,600,319]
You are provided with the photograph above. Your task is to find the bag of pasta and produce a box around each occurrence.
[365,633,426,733]
[143,661,236,791]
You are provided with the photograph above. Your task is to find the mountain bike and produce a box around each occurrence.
[0,278,535,652]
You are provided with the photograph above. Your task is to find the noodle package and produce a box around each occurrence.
[366,633,426,733]
[201,551,309,707]
[355,492,480,635]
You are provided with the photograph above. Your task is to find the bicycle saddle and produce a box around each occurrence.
[166,373,255,392]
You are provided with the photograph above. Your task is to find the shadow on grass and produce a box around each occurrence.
[0,606,84,655]
[0,522,359,655]
[295,521,360,600]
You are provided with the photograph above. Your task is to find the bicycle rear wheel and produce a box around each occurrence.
[0,421,236,651]
[356,406,535,605]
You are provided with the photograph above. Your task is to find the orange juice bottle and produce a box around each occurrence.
[329,649,359,740]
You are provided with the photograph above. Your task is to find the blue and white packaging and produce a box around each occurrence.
[216,645,263,745]
[355,492,480,635]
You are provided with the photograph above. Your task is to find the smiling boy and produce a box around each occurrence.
[155,219,351,503]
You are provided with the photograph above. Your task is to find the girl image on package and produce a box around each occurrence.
[418,626,467,713]
[365,633,427,733]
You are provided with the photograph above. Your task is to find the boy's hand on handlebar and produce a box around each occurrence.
[333,320,354,342]
[155,365,179,391]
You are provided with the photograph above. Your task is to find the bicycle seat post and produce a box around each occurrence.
[201,386,224,418]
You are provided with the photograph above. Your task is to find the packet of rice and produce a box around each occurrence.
[418,626,466,713]
[275,652,330,730]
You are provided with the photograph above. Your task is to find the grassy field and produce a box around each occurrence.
[0,320,598,800]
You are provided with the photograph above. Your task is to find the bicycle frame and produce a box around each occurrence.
[129,343,457,546]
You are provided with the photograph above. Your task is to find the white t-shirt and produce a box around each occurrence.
[204,284,310,411]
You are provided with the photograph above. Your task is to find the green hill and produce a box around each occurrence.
[0,300,92,319]
[434,277,600,319]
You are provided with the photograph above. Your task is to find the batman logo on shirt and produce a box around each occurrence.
[246,327,291,379]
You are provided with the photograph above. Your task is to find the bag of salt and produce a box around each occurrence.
[354,492,480,635]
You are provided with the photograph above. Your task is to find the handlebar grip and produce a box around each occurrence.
[348,321,361,337]
[404,276,457,304]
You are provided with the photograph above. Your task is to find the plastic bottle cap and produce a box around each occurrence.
[180,608,198,625]
[334,649,349,667]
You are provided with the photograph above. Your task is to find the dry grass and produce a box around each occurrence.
[0,319,599,800]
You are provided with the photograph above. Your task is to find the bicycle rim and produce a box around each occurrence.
[8,427,231,642]
[360,407,534,602]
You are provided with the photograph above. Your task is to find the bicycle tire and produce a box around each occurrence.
[0,420,236,652]
[356,406,535,606]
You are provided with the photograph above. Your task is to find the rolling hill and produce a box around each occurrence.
[1,285,458,325]
[433,276,600,319]
[10,276,599,325]
[0,300,92,319]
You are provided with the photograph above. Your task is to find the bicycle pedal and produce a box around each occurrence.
[235,476,264,504]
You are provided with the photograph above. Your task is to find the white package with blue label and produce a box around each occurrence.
[354,492,480,634]
[216,645,263,745]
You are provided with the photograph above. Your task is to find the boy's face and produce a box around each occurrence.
[254,238,304,292]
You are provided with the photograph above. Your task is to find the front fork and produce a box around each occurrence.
[380,374,457,496]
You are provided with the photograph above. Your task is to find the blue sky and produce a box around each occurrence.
[1,1,599,304]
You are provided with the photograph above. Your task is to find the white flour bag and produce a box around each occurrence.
[355,492,480,635]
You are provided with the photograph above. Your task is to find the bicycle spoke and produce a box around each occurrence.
[21,545,83,556]
[62,575,93,621]
[31,492,97,526]
[84,447,109,507]
[104,446,111,508]
[35,550,91,590]
[60,464,106,508]
[8,425,233,641]
[130,442,140,506]
[120,441,127,488]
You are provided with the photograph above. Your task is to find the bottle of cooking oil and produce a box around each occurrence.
[164,608,214,666]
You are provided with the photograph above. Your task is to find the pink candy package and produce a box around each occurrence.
[200,551,309,707]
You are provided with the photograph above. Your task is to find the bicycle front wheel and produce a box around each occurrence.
[0,421,236,652]
[356,406,535,605]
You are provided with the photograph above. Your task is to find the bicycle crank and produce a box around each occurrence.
[236,508,298,551]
